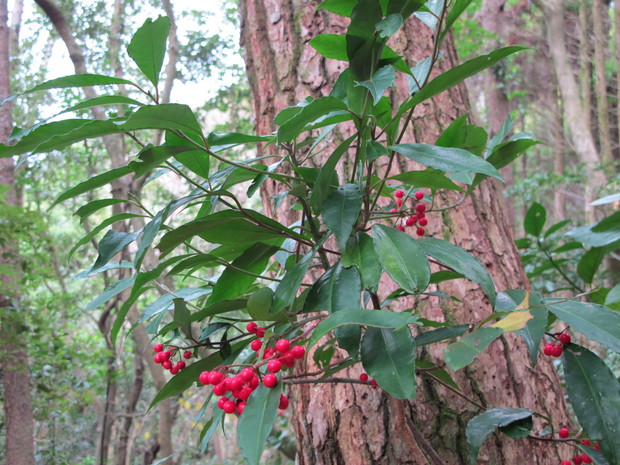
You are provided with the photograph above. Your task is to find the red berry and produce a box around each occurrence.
[154,353,164,364]
[419,217,428,226]
[291,345,305,359]
[170,366,179,375]
[573,455,584,465]
[562,461,572,465]
[390,208,398,212]
[237,402,246,415]
[162,360,172,370]
[396,226,405,232]
[238,387,253,401]
[263,348,276,360]
[176,361,186,370]
[559,428,569,438]
[247,322,258,333]
[543,342,554,356]
[552,344,563,357]
[279,394,289,410]
[256,327,266,338]
[249,376,260,389]
[217,396,229,409]
[405,217,415,227]
[395,189,405,198]
[153,343,164,352]
[594,443,600,450]
[581,454,592,464]
[228,376,243,392]
[275,339,291,353]
[581,439,591,446]
[161,351,172,361]
[359,373,369,382]
[199,371,211,385]
[250,339,262,351]
[240,368,255,382]
[264,374,278,388]
[415,191,424,200]
[267,360,282,373]
[415,203,426,214]
[183,350,192,359]
[416,227,425,236]
[213,382,227,396]
[559,332,571,345]
[280,353,295,368]
[396,198,403,207]
[223,400,237,414]
[208,371,224,385]
[371,379,378,387]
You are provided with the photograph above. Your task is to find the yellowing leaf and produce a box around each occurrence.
[143,431,152,440]
[515,290,531,311]
[491,310,533,332]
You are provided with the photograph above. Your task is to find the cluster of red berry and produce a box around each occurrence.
[198,328,306,416]
[153,343,192,374]
[391,190,429,237]
[558,435,599,464]
[359,372,378,386]
[543,331,571,358]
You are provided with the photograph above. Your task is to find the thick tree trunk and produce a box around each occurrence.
[240,1,572,463]
[0,1,36,464]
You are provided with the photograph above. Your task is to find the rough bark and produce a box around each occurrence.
[240,1,572,463]
[540,0,604,220]
[592,0,612,164]
[0,1,36,464]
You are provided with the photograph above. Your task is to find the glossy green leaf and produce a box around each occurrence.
[546,299,620,354]
[577,247,606,284]
[309,34,350,61]
[321,184,362,251]
[444,327,504,370]
[414,324,469,346]
[124,104,203,136]
[311,135,355,213]
[272,248,315,313]
[247,288,275,321]
[524,203,546,237]
[237,383,282,465]
[134,205,172,269]
[361,327,416,399]
[86,277,135,311]
[564,345,620,464]
[139,288,211,323]
[92,229,142,272]
[73,199,130,223]
[173,298,192,335]
[355,66,395,105]
[567,224,620,248]
[307,309,419,350]
[342,232,382,291]
[52,166,133,208]
[127,16,171,86]
[198,409,224,453]
[318,0,357,16]
[191,299,249,322]
[69,213,144,259]
[417,237,496,304]
[60,95,143,114]
[466,408,533,464]
[387,0,425,19]
[592,210,620,233]
[166,253,222,277]
[372,224,431,294]
[209,243,279,304]
[387,169,464,191]
[277,97,349,142]
[606,284,620,306]
[416,359,461,390]
[390,144,503,181]
[207,132,272,149]
[376,15,403,38]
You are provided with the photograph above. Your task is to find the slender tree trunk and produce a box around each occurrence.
[0,2,36,464]
[116,348,144,465]
[592,0,612,164]
[551,85,566,219]
[579,0,592,135]
[240,1,572,463]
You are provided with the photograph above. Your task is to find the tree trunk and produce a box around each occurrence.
[0,1,36,464]
[240,1,572,463]
[578,0,592,137]
[592,0,612,165]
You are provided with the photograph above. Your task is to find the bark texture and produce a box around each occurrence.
[592,0,612,165]
[240,1,572,463]
[0,0,36,464]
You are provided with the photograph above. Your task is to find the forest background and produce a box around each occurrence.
[0,0,619,464]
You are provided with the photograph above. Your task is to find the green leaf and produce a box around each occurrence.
[272,247,315,313]
[60,95,143,114]
[135,205,173,269]
[173,298,192,335]
[605,284,620,306]
[0,74,136,106]
[310,135,355,213]
[355,66,395,105]
[237,383,282,465]
[567,224,620,248]
[439,0,476,45]
[372,224,431,294]
[318,0,357,16]
[545,299,620,354]
[139,288,211,323]
[390,144,503,181]
[496,290,547,366]
[466,408,533,464]
[92,229,141,272]
[309,34,350,61]
[444,327,504,370]
[376,15,403,38]
[414,324,469,346]
[73,199,130,223]
[127,16,171,87]
[307,309,419,350]
[199,322,229,342]
[592,210,620,233]
[361,327,416,399]
[277,97,349,142]
[577,247,606,284]
[387,169,464,192]
[86,277,135,311]
[209,243,279,304]
[387,0,425,19]
[342,232,382,291]
[321,184,362,251]
[524,203,546,237]
[52,166,132,208]
[592,193,620,206]
[124,104,203,136]
[416,359,461,390]
[563,345,620,464]
[69,213,144,259]
[417,237,496,304]
[207,132,272,150]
